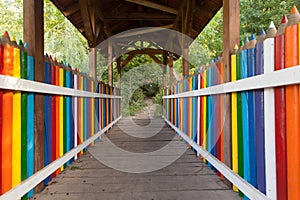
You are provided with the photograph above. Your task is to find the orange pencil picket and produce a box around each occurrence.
[285,6,300,200]
[1,31,13,194]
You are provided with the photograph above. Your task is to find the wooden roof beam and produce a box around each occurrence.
[78,0,95,46]
[121,52,137,67]
[92,2,112,38]
[126,48,166,55]
[103,12,176,20]
[148,53,163,65]
[63,3,79,17]
[115,24,173,38]
[125,0,178,15]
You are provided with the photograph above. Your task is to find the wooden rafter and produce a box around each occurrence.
[127,48,165,55]
[78,0,95,46]
[172,1,186,31]
[149,53,163,65]
[103,12,176,20]
[115,24,173,39]
[121,48,167,67]
[186,0,196,35]
[63,3,79,16]
[93,2,112,38]
[121,52,136,67]
[125,0,178,15]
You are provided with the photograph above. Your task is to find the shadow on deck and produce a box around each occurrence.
[32,118,241,200]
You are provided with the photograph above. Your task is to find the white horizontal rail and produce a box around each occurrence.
[163,65,300,99]
[0,74,121,99]
[164,118,270,200]
[0,115,122,200]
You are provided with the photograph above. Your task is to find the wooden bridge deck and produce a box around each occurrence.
[32,118,241,200]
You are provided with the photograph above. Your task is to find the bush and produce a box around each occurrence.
[141,83,160,97]
[152,88,163,105]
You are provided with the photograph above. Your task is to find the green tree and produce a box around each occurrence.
[44,0,89,70]
[0,0,89,71]
[240,0,300,40]
[0,0,23,40]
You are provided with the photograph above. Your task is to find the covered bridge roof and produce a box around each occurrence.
[50,0,222,48]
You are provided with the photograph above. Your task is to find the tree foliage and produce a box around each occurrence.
[44,0,89,70]
[174,0,300,74]
[0,0,89,70]
[0,0,23,39]
[240,0,300,40]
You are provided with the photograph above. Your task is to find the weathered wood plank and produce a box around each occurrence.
[33,119,241,199]
[33,190,241,200]
[125,0,178,15]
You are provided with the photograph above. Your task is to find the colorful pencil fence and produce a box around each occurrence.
[0,31,121,199]
[163,5,300,200]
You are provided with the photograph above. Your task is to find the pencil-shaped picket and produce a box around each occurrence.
[255,29,266,194]
[201,68,207,163]
[247,34,257,188]
[1,31,13,194]
[193,74,198,143]
[43,54,52,185]
[285,6,300,200]
[11,36,21,189]
[26,42,34,198]
[231,44,238,192]
[197,73,201,157]
[19,40,28,193]
[0,39,3,195]
[241,38,251,200]
[217,58,224,176]
[274,15,288,200]
[236,42,244,198]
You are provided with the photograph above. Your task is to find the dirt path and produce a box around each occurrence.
[133,97,156,119]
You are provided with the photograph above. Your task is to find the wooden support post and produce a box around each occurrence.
[182,48,189,77]
[163,52,167,88]
[108,39,113,86]
[23,0,44,193]
[181,1,189,77]
[222,0,240,185]
[89,47,97,80]
[116,57,121,88]
[169,54,174,88]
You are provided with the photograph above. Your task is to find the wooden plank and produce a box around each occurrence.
[222,0,240,186]
[89,48,96,79]
[63,3,79,17]
[116,58,121,88]
[103,12,176,20]
[108,39,113,86]
[125,0,178,15]
[23,0,45,193]
[163,52,167,88]
[33,190,240,200]
[115,25,173,39]
[32,119,241,200]
[169,54,174,88]
[182,48,189,76]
